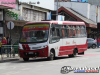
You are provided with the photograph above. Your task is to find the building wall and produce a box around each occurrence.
[6,26,22,43]
[22,8,45,22]
[89,5,96,22]
[98,7,100,22]
[88,0,100,6]
[5,3,51,43]
[0,10,3,37]
[0,10,3,20]
[54,2,89,18]
[54,2,100,22]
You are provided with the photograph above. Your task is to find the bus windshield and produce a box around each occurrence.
[20,24,49,43]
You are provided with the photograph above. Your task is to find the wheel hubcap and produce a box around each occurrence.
[93,45,95,48]
[50,51,54,60]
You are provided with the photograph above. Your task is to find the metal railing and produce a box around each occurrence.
[0,45,19,61]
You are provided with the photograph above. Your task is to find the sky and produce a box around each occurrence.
[19,0,88,10]
[19,0,54,10]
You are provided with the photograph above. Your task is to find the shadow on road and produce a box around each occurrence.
[10,55,82,63]
[96,51,100,52]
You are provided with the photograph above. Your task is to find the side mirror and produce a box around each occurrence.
[52,27,55,31]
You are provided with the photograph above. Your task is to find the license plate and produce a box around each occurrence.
[28,52,34,54]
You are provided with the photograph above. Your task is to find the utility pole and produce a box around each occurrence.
[56,0,58,21]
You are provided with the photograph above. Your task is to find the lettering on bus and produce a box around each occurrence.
[66,41,70,45]
[73,40,76,44]
[38,27,44,28]
[29,27,35,29]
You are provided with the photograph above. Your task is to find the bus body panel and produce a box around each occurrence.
[58,38,87,56]
[19,41,49,58]
[49,39,63,57]
[18,21,87,59]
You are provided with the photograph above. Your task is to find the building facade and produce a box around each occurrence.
[0,0,16,39]
[5,1,51,43]
[88,0,100,6]
[54,2,100,23]
[54,2,98,38]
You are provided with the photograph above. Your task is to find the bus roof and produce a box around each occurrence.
[25,21,85,25]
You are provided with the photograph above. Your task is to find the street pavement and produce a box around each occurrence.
[0,48,100,75]
[0,54,19,62]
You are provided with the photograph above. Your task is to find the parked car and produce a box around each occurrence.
[87,38,97,49]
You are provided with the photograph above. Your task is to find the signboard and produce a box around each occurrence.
[58,15,65,21]
[7,21,14,29]
[0,0,16,8]
[71,0,88,2]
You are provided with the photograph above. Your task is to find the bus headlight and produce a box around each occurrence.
[18,46,21,49]
[43,45,47,48]
[19,45,23,50]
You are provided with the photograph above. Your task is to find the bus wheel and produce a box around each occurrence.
[68,54,73,57]
[48,50,55,60]
[23,58,29,61]
[78,52,84,55]
[68,49,77,57]
[73,49,77,57]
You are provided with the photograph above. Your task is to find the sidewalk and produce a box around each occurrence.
[0,54,20,63]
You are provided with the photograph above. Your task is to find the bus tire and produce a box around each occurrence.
[23,58,29,61]
[68,54,73,57]
[68,49,77,57]
[48,50,55,60]
[78,52,84,55]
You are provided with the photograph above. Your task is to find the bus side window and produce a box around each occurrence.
[56,29,60,37]
[80,26,83,37]
[50,29,52,37]
[64,29,68,37]
[50,28,60,43]
[80,26,86,37]
[50,28,56,37]
[72,26,76,37]
[68,26,72,37]
[76,26,80,37]
[62,29,65,37]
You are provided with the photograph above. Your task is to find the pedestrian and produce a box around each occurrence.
[94,38,97,43]
[0,40,2,54]
[1,37,7,45]
[97,37,100,48]
[0,36,2,54]
[1,37,7,53]
[6,35,12,54]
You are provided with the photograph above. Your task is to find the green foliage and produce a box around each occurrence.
[5,10,18,20]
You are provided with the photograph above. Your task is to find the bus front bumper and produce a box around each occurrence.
[19,47,48,58]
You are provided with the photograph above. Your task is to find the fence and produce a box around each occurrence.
[0,45,19,61]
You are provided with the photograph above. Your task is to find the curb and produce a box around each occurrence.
[0,57,20,63]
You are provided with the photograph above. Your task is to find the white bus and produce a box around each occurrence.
[18,21,87,61]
